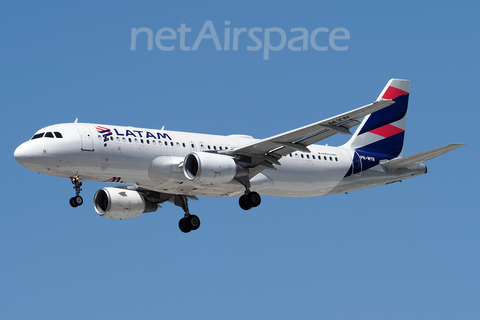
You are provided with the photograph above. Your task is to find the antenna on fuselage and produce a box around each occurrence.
[161,126,165,130]
[74,118,78,123]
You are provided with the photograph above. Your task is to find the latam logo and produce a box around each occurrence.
[96,126,113,147]
[95,126,173,147]
[112,128,172,140]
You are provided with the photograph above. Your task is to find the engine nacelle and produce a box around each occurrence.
[94,187,158,220]
[183,152,247,184]
[148,156,186,185]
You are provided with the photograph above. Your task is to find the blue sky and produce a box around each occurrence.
[1,1,478,319]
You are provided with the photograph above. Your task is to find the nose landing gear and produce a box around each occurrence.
[69,175,84,207]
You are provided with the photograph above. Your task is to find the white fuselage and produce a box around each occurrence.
[14,122,427,199]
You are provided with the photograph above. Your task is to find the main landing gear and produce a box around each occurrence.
[69,175,84,207]
[174,190,260,233]
[237,176,261,211]
[174,195,201,233]
[239,191,261,210]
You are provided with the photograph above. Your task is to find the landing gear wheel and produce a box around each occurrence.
[246,192,261,208]
[179,215,201,233]
[174,195,201,233]
[69,196,83,208]
[239,195,252,210]
[186,215,201,231]
[74,195,83,206]
[179,218,191,233]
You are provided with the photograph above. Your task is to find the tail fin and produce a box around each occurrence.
[344,79,410,158]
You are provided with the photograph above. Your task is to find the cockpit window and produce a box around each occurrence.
[31,133,45,140]
[31,131,64,140]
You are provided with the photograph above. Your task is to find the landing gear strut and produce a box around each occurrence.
[175,195,200,233]
[69,175,84,207]
[237,176,261,211]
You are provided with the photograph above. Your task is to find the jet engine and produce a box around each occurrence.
[94,187,158,220]
[183,152,247,184]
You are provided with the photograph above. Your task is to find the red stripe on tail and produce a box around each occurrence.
[382,86,409,99]
[369,124,404,138]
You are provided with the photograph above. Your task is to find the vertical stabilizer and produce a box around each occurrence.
[343,79,410,158]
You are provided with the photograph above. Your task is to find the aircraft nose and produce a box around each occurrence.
[14,142,33,166]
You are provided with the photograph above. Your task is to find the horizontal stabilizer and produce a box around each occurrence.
[380,143,465,169]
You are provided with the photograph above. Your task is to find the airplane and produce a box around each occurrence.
[14,79,464,233]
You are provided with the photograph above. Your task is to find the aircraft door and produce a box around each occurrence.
[76,125,95,152]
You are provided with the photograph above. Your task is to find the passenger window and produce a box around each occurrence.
[335,157,338,162]
[31,133,45,140]
[54,132,63,138]
[45,132,54,138]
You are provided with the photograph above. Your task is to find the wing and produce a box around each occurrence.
[380,143,465,169]
[224,99,395,169]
